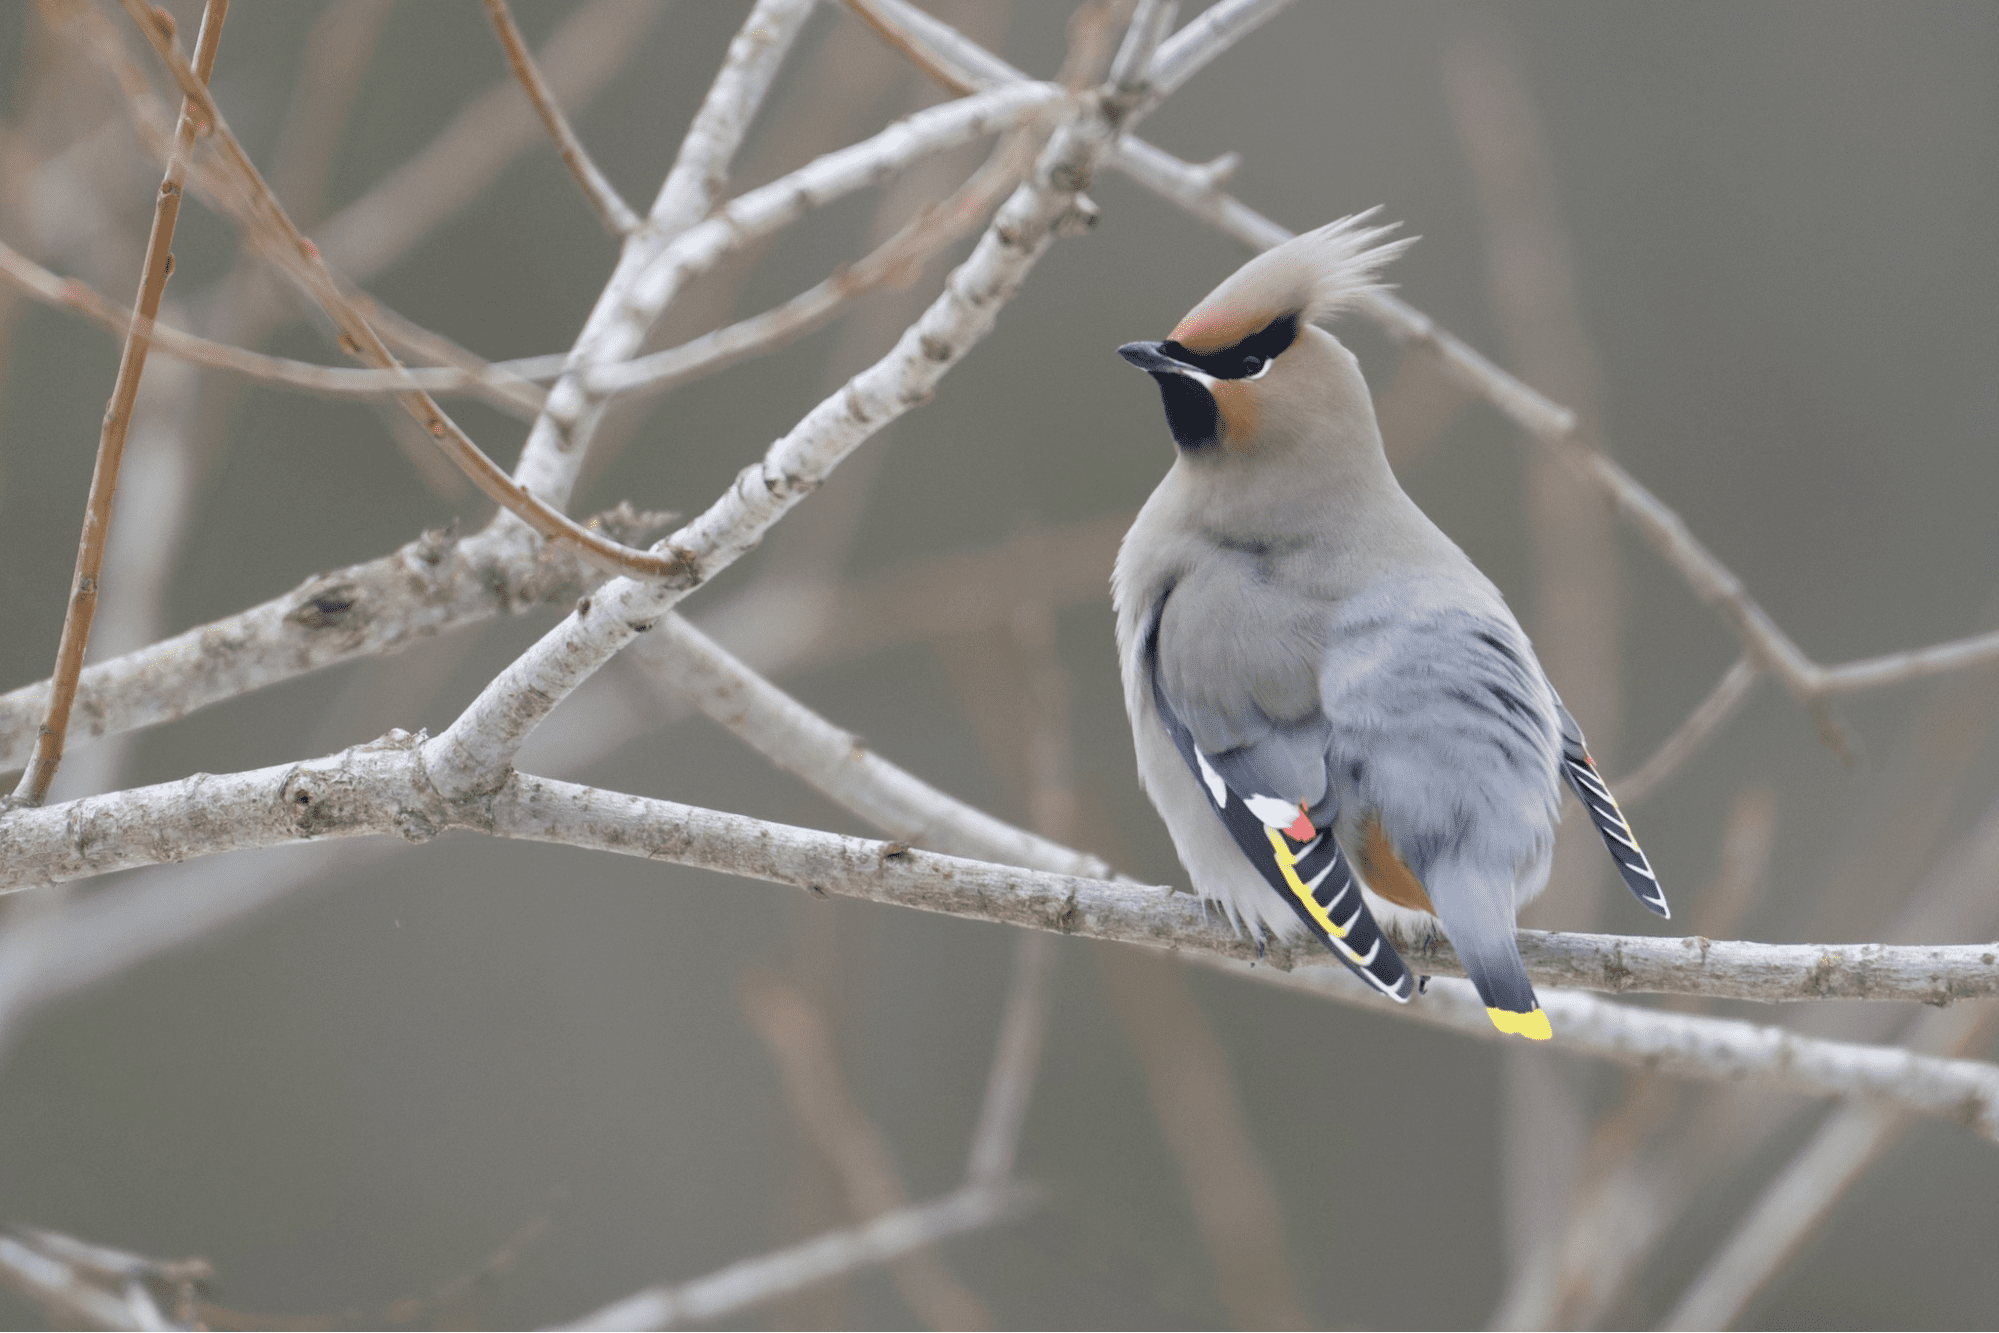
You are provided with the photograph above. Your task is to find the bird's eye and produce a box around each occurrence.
[1241,354,1274,381]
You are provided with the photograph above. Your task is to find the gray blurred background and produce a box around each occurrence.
[1,1,1996,1327]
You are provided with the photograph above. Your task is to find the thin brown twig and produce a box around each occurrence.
[845,0,978,95]
[0,235,554,415]
[343,283,554,413]
[1611,653,1761,807]
[480,0,639,236]
[10,0,226,808]
[113,0,687,583]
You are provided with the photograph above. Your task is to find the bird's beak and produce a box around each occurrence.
[1117,341,1187,375]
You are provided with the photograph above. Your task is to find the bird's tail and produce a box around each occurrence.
[1429,867,1549,1041]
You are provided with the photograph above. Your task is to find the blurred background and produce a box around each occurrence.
[1,1,1996,1327]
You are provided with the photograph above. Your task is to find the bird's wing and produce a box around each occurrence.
[1147,664,1414,1003]
[1555,703,1669,917]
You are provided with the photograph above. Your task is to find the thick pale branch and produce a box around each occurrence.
[1254,966,1999,1142]
[0,507,1112,778]
[558,1183,1033,1332]
[508,0,814,509]
[2,745,1994,1011]
[1142,0,1293,101]
[581,133,1034,402]
[0,509,662,774]
[419,87,1107,798]
[638,615,1111,879]
[1,746,1995,1132]
[637,613,1999,1010]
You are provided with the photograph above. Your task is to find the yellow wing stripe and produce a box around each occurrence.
[1487,1007,1552,1041]
[1263,825,1344,939]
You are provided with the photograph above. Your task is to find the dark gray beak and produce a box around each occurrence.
[1117,340,1186,375]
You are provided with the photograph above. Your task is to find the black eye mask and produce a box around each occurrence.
[1159,312,1299,380]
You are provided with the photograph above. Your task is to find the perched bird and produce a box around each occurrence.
[1111,213,1666,1041]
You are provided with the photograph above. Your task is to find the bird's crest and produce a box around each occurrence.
[1170,210,1414,354]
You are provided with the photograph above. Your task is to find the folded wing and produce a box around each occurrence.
[1150,673,1415,1002]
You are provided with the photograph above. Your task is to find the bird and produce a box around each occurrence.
[1110,212,1667,1041]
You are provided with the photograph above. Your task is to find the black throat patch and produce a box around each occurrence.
[1153,374,1219,450]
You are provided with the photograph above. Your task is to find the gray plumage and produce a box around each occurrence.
[1112,215,1664,1038]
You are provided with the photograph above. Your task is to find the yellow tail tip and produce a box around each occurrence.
[1487,1006,1553,1041]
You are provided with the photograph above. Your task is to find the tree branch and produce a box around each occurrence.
[556,1183,1034,1332]
[114,0,692,582]
[0,504,667,775]
[1611,653,1761,806]
[480,0,640,236]
[10,0,226,807]
[0,235,554,416]
[506,0,815,510]
[2,741,1994,1008]
[417,82,1101,799]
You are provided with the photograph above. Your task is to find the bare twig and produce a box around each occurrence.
[374,1206,555,1328]
[314,0,662,283]
[1662,999,1999,1330]
[1444,30,1625,1313]
[849,5,1999,745]
[0,506,1112,778]
[1817,629,1999,694]
[5,742,1998,1008]
[1141,0,1293,102]
[417,79,1101,799]
[1612,653,1762,806]
[0,1226,211,1332]
[10,0,225,807]
[639,614,1113,880]
[481,0,640,235]
[0,235,553,415]
[113,0,692,582]
[743,975,994,1329]
[965,932,1057,1186]
[508,0,816,510]
[581,131,1035,402]
[557,1183,1033,1331]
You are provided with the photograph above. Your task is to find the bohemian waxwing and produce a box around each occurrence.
[1111,212,1667,1041]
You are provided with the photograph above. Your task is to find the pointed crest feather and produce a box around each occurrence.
[1171,209,1415,351]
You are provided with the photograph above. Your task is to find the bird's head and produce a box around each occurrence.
[1118,211,1413,460]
